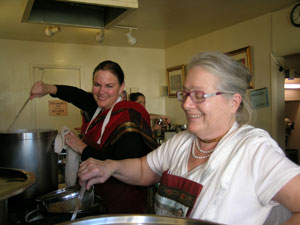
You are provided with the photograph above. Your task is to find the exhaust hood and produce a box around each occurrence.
[22,0,138,29]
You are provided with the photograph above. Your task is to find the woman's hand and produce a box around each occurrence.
[29,81,57,100]
[152,116,171,132]
[78,157,160,190]
[78,158,115,190]
[161,115,171,125]
[65,131,87,154]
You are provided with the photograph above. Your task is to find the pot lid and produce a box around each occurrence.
[0,167,35,200]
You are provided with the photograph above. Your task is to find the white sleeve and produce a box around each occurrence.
[250,134,300,206]
[147,131,192,176]
[146,136,174,176]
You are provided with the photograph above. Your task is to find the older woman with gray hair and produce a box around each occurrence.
[77,52,300,225]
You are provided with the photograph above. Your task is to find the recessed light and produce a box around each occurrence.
[284,84,300,89]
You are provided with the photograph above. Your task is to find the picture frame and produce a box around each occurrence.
[226,46,254,89]
[166,65,186,97]
[249,87,269,109]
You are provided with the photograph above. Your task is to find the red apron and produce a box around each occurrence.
[79,101,158,213]
[155,171,203,217]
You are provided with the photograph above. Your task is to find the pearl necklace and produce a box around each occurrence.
[191,137,214,159]
[195,136,215,154]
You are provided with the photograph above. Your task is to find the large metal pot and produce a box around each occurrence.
[56,214,222,225]
[25,185,97,223]
[36,184,94,213]
[0,129,58,199]
[0,167,35,225]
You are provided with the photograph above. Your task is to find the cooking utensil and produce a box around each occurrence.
[24,194,105,223]
[0,167,35,225]
[7,97,30,131]
[0,167,36,201]
[7,69,45,131]
[70,183,86,221]
[57,214,223,225]
[36,184,94,214]
[0,129,58,199]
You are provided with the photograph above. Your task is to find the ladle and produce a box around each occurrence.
[7,69,45,131]
[7,97,30,131]
[70,183,86,221]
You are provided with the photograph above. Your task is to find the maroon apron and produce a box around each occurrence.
[155,171,203,217]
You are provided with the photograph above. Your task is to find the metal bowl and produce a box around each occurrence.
[56,214,222,225]
[36,184,94,213]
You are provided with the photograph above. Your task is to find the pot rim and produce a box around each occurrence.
[36,185,94,204]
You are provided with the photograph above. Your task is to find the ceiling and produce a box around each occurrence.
[1,0,300,76]
[0,0,299,50]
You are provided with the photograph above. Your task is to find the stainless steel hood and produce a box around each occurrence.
[22,0,138,29]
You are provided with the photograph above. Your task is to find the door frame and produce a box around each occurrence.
[29,64,82,129]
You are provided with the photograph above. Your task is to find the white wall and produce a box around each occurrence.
[272,4,300,56]
[0,39,165,130]
[165,14,273,130]
[163,3,300,148]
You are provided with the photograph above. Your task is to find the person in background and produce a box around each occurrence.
[284,117,295,147]
[30,60,158,214]
[129,92,171,131]
[77,52,300,225]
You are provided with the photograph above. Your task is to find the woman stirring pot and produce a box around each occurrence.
[30,60,158,214]
[77,53,300,224]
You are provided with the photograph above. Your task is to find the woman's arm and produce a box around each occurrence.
[30,81,97,112]
[78,156,160,190]
[272,173,300,225]
[53,85,97,112]
[30,81,57,98]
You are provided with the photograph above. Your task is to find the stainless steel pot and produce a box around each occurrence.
[36,184,94,213]
[56,214,222,225]
[0,129,58,199]
[0,167,35,225]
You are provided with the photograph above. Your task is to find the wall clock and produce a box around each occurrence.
[290,3,300,27]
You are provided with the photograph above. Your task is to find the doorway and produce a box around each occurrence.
[31,65,82,132]
[283,53,300,164]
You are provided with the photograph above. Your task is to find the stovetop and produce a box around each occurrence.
[8,195,107,225]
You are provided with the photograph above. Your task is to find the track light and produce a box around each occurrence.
[96,30,104,43]
[44,26,60,37]
[126,28,137,45]
[114,25,138,46]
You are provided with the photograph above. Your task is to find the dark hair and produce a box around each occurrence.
[93,60,124,85]
[129,92,145,101]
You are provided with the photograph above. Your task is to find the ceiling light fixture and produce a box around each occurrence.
[44,26,61,37]
[114,25,138,46]
[284,83,300,89]
[126,28,137,45]
[96,30,104,43]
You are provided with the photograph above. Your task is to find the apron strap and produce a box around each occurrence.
[84,96,122,145]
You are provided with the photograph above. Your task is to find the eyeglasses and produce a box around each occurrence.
[176,90,231,103]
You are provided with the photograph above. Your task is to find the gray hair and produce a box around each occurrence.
[187,51,255,126]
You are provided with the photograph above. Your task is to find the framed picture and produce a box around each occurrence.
[226,46,253,89]
[166,65,186,97]
[249,87,269,109]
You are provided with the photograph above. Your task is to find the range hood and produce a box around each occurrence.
[22,0,138,29]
